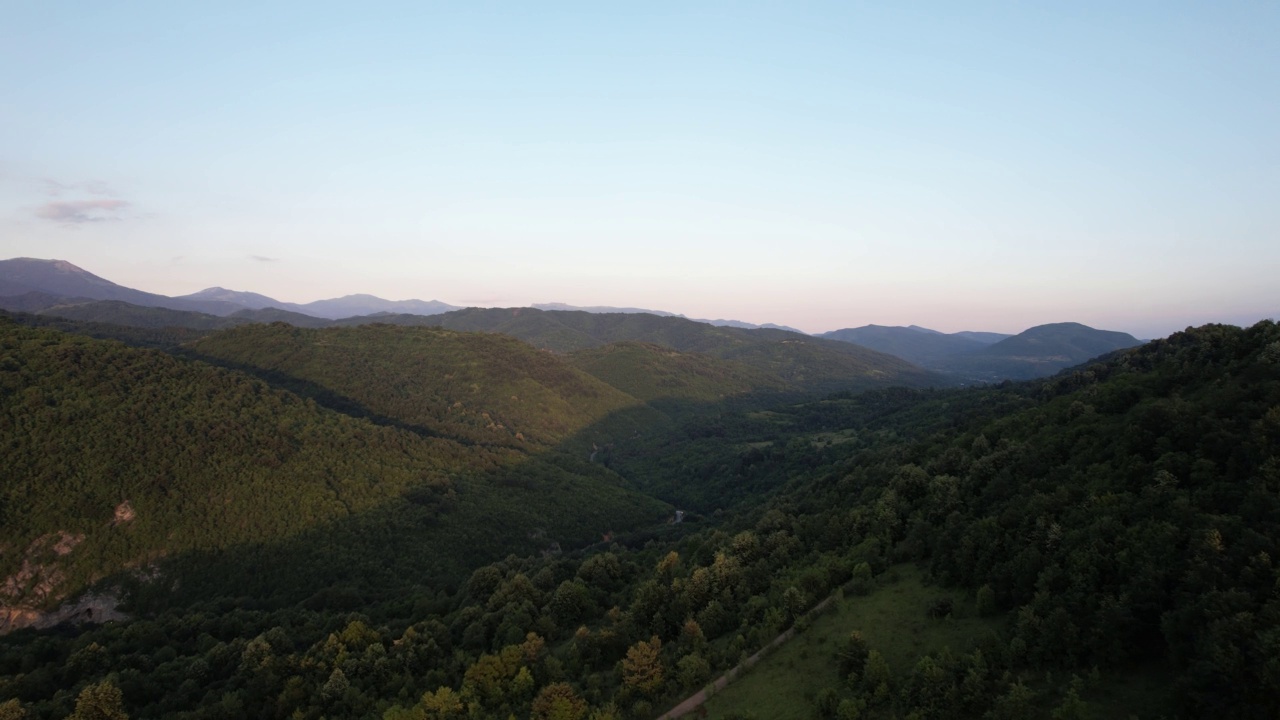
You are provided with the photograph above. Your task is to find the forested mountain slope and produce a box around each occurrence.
[568,342,787,405]
[610,320,1280,717]
[936,321,1143,381]
[822,322,1142,382]
[333,307,946,394]
[1,321,1275,720]
[187,323,667,449]
[818,324,997,366]
[0,320,667,631]
[0,259,241,316]
[1,309,211,349]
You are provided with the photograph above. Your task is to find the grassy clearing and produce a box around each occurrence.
[808,430,859,447]
[701,564,1002,720]
[694,563,1176,720]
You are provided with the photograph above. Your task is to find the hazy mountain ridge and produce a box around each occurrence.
[295,294,460,319]
[823,322,1141,381]
[1,258,458,321]
[941,321,1143,380]
[336,306,948,394]
[534,301,804,332]
[178,286,289,310]
[819,324,1001,367]
[3,258,1143,387]
[0,258,243,316]
[0,291,96,313]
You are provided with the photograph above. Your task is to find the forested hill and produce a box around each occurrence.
[330,307,946,394]
[2,320,1276,720]
[12,300,947,397]
[936,321,1143,381]
[568,342,788,406]
[821,322,1142,382]
[607,320,1280,716]
[0,319,668,631]
[818,324,997,366]
[187,323,665,449]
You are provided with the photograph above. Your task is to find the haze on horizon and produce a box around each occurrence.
[2,2,1277,339]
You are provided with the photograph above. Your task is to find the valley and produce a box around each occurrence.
[0,258,1277,719]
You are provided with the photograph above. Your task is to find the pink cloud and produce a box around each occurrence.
[34,199,131,224]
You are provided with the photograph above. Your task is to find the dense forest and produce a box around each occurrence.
[1,315,1278,719]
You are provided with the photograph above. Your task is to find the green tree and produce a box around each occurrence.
[68,681,129,720]
[0,699,28,720]
[976,584,996,617]
[837,631,870,681]
[621,636,664,696]
[419,686,465,719]
[676,653,711,689]
[530,682,588,720]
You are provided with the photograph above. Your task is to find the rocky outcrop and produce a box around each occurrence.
[0,531,128,634]
[0,590,127,634]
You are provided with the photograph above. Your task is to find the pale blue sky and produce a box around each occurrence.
[2,1,1277,336]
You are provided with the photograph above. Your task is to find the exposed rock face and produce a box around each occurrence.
[0,590,127,634]
[0,531,128,634]
[2,531,83,604]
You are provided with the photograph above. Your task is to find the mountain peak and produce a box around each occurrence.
[9,258,89,273]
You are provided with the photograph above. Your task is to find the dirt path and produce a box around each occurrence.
[654,594,837,719]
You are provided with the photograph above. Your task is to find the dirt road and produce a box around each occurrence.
[654,594,837,719]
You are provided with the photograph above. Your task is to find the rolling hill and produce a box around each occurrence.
[186,322,667,449]
[939,321,1143,380]
[331,307,948,394]
[533,302,804,332]
[823,321,1142,382]
[819,324,1003,366]
[0,291,95,313]
[0,319,669,631]
[568,341,788,408]
[176,286,290,310]
[293,294,460,319]
[2,317,1276,719]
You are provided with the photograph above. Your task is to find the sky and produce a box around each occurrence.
[1,1,1277,338]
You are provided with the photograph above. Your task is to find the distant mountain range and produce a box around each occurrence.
[533,302,804,333]
[0,259,801,330]
[0,258,461,320]
[819,324,1012,367]
[2,257,1146,383]
[324,306,945,394]
[820,322,1142,381]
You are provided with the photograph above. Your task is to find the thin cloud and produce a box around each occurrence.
[250,255,279,262]
[42,179,115,197]
[34,199,131,224]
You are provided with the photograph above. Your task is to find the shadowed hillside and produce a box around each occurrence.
[939,321,1143,380]
[569,341,787,404]
[819,324,999,366]
[333,307,948,394]
[0,319,668,632]
[187,323,667,449]
[1,321,1277,719]
[824,321,1143,382]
